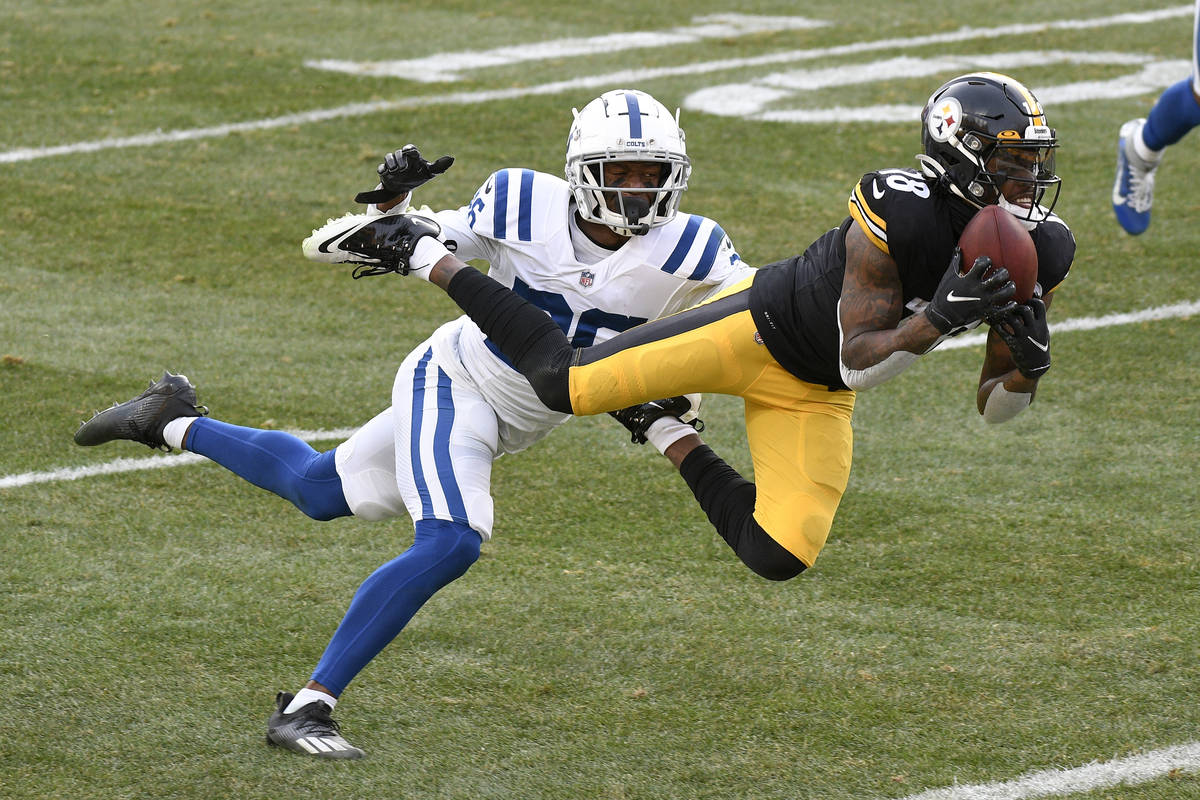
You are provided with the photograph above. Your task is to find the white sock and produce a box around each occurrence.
[1133,127,1164,163]
[161,416,200,450]
[285,687,338,714]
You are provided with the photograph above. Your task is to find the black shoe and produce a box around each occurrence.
[74,372,208,451]
[609,395,704,445]
[266,691,364,760]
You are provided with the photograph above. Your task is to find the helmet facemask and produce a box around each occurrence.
[566,90,691,237]
[575,157,687,235]
[949,130,1061,225]
[980,139,1060,223]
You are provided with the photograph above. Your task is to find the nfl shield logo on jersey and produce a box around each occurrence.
[579,270,595,287]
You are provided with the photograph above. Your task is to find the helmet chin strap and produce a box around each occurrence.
[916,154,979,207]
[918,153,1051,231]
[997,195,1047,231]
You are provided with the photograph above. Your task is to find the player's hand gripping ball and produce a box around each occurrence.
[958,204,1039,303]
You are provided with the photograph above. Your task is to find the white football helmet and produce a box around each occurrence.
[565,89,691,236]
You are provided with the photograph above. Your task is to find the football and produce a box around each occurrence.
[957,204,1039,302]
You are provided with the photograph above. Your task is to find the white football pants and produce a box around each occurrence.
[334,339,501,539]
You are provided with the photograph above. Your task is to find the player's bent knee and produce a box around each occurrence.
[735,520,808,581]
[289,449,352,520]
[290,478,352,521]
[297,495,353,522]
[753,558,807,582]
[413,519,483,578]
[440,527,482,576]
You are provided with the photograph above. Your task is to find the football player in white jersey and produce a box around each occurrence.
[73,89,754,758]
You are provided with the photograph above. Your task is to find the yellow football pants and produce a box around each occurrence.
[568,279,855,566]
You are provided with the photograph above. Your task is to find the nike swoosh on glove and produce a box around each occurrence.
[925,247,1017,334]
[988,297,1051,379]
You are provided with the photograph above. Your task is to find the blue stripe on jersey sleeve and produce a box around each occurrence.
[661,215,702,274]
[625,92,643,138]
[691,224,726,281]
[517,169,534,241]
[493,170,509,239]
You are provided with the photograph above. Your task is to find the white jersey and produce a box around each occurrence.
[424,168,753,453]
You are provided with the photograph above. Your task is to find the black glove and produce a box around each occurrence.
[925,248,1017,334]
[609,396,704,445]
[354,144,455,205]
[989,297,1051,379]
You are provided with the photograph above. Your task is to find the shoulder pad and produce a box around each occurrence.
[467,169,569,242]
[848,169,934,256]
[647,214,739,281]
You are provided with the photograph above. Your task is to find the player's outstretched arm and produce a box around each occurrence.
[424,252,577,413]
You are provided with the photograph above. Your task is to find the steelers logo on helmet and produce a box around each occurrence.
[925,97,962,143]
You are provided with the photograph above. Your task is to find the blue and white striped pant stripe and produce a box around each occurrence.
[393,345,498,538]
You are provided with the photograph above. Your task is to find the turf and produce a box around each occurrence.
[2,2,1198,798]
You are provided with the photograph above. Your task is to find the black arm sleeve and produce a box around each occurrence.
[678,445,806,581]
[445,266,576,412]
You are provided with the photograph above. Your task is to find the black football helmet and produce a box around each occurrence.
[918,72,1060,226]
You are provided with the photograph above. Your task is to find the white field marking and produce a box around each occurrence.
[305,14,828,82]
[900,740,1200,800]
[3,300,1197,491]
[0,427,356,490]
[684,52,1190,122]
[0,6,1191,165]
[936,298,1200,352]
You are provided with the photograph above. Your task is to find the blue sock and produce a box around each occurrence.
[1142,78,1200,150]
[184,417,351,521]
[309,519,481,695]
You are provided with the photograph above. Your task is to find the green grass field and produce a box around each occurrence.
[2,2,1198,798]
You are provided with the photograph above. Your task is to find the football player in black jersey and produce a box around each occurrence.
[351,72,1075,581]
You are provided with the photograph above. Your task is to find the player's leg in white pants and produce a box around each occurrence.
[312,342,498,694]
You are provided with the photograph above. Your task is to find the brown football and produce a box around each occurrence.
[957,204,1038,303]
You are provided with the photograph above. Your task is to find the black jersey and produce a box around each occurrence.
[748,168,1076,391]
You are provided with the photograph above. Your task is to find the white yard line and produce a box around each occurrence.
[937,299,1200,351]
[0,6,1191,165]
[0,428,356,489]
[900,741,1200,800]
[304,13,828,82]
